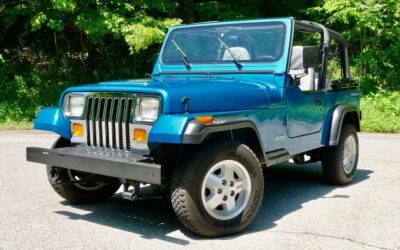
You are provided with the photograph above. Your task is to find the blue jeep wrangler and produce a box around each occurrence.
[27,17,360,237]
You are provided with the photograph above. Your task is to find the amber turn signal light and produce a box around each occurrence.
[72,123,84,137]
[195,115,213,124]
[134,129,148,142]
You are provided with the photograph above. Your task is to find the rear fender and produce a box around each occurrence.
[328,105,360,146]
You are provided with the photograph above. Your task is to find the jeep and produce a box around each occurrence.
[26,17,360,237]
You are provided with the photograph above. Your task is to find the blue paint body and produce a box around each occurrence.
[34,17,360,157]
[34,107,71,139]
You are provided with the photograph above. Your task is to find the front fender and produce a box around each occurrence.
[33,107,71,139]
[182,120,260,144]
[148,114,191,144]
[149,113,265,149]
[148,112,268,165]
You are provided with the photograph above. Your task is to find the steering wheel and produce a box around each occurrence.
[255,55,276,60]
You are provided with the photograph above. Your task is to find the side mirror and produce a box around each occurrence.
[290,46,321,70]
[303,46,320,68]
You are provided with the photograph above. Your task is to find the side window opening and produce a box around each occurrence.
[289,31,322,92]
[326,39,344,89]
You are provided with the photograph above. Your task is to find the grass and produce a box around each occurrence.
[0,121,33,130]
[360,91,400,133]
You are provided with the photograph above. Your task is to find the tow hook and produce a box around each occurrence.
[121,179,141,201]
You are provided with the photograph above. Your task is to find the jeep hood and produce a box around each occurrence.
[64,78,270,113]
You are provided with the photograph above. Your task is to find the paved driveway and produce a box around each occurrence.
[0,131,399,249]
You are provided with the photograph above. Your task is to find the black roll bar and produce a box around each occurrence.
[294,20,350,89]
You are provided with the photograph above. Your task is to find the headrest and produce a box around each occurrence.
[222,47,251,61]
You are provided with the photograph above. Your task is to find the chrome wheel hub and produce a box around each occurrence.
[343,135,356,174]
[201,160,251,220]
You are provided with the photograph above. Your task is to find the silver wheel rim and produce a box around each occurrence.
[343,134,357,174]
[67,169,105,191]
[201,160,252,220]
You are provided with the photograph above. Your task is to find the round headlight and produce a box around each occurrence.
[135,97,160,122]
[63,94,85,117]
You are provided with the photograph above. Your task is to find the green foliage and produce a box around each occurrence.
[52,0,77,13]
[195,1,262,21]
[0,120,32,130]
[4,0,181,52]
[0,0,399,132]
[309,0,400,93]
[361,91,400,133]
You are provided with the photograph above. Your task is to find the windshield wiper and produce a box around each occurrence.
[171,39,191,70]
[217,37,243,70]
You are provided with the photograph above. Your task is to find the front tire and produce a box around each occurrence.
[47,137,121,204]
[171,141,264,237]
[321,123,359,185]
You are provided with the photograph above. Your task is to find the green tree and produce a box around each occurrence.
[3,0,181,54]
[309,0,400,93]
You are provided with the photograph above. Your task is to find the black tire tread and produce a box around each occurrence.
[47,137,121,204]
[322,123,359,185]
[47,169,121,204]
[171,141,263,237]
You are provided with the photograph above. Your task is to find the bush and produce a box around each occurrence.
[361,91,400,133]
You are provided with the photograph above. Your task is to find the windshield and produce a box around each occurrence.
[162,22,286,65]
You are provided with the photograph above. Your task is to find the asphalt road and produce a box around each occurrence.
[0,131,399,250]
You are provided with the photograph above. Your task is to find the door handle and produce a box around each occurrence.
[315,98,322,106]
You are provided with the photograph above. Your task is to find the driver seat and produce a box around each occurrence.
[289,46,320,91]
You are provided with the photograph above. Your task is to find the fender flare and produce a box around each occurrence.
[329,104,360,146]
[182,120,267,160]
[149,115,267,162]
[182,120,261,144]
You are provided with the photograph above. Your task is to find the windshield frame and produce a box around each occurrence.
[160,21,287,66]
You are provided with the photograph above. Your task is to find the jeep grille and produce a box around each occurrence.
[85,95,134,151]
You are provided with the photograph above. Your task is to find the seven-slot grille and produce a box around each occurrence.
[85,95,134,151]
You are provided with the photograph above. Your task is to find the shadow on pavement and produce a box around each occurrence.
[55,162,372,245]
[55,189,188,245]
[247,162,372,234]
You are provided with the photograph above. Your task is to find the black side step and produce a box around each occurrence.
[266,149,290,166]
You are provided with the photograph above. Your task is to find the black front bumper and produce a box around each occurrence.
[26,146,161,185]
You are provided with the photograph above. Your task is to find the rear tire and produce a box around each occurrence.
[171,141,264,237]
[321,124,359,185]
[47,137,121,204]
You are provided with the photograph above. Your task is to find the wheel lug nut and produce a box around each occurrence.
[217,188,223,194]
[230,181,234,187]
[222,195,228,201]
[230,191,235,196]
[222,180,227,185]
